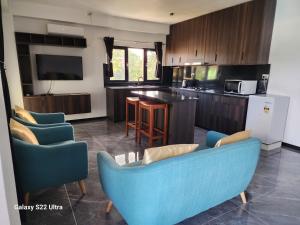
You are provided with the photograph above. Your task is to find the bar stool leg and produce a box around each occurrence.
[149,108,154,147]
[138,106,142,144]
[135,102,138,142]
[125,99,129,136]
[163,105,168,145]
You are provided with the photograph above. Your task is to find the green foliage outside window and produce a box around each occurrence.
[110,47,158,82]
[128,48,144,82]
[110,49,125,80]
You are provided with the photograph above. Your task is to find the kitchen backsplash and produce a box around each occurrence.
[171,64,270,90]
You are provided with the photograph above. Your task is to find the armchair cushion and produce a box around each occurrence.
[28,125,75,145]
[15,105,37,124]
[10,119,39,145]
[29,111,65,124]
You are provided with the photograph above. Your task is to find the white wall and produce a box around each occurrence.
[13,17,166,120]
[2,0,23,107]
[11,1,169,35]
[268,0,300,147]
[0,74,21,225]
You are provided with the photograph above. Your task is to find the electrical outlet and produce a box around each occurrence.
[262,74,269,79]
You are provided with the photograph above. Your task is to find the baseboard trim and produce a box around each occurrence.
[282,142,300,152]
[67,116,108,123]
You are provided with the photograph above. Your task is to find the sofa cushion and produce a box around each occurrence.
[10,119,39,145]
[215,130,251,147]
[15,105,37,124]
[142,144,199,165]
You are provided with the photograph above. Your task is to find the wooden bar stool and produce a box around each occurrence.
[138,101,168,147]
[125,97,140,141]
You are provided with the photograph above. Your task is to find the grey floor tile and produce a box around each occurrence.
[22,119,300,225]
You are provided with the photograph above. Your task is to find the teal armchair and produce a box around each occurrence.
[12,125,88,205]
[97,131,261,225]
[13,110,70,127]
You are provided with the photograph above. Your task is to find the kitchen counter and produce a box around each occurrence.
[131,90,197,144]
[106,85,164,90]
[131,90,198,103]
[172,87,250,98]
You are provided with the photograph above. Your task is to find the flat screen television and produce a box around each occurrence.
[36,54,83,80]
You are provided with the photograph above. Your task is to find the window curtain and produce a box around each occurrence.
[103,37,114,77]
[154,42,163,78]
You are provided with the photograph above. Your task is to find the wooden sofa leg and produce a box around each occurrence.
[106,201,113,214]
[24,192,30,206]
[78,180,86,195]
[240,192,247,204]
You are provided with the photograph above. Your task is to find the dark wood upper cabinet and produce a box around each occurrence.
[166,0,276,66]
[204,11,222,64]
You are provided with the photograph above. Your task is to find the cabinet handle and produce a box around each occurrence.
[215,53,218,62]
[179,56,181,63]
[241,52,244,61]
[172,57,173,64]
[195,49,198,57]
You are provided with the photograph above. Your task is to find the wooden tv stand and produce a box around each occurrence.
[23,93,91,115]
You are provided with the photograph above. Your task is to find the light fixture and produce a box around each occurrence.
[170,12,175,16]
[192,62,202,65]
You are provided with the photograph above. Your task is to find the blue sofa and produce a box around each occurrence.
[12,125,88,205]
[97,131,261,225]
[13,110,70,127]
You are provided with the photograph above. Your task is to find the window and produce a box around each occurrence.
[146,50,158,80]
[110,48,125,81]
[128,48,144,82]
[109,46,159,83]
[207,65,218,80]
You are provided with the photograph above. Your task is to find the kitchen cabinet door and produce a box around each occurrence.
[204,11,222,64]
[241,0,276,64]
[225,4,248,65]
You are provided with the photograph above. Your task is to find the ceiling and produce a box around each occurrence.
[12,0,251,24]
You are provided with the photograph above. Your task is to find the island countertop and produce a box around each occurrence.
[131,90,198,103]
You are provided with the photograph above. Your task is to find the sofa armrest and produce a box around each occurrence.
[13,138,88,192]
[206,131,227,148]
[28,125,74,145]
[30,111,65,124]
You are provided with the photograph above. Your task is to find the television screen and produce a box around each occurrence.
[36,54,83,80]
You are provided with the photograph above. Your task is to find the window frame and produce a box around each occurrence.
[105,46,161,86]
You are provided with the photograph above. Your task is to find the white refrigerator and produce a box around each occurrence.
[245,95,290,151]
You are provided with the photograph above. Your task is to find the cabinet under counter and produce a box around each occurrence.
[131,90,197,144]
[23,93,91,115]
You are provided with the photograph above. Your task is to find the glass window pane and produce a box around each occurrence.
[128,48,144,82]
[110,49,125,80]
[147,50,159,80]
[193,66,206,81]
[207,65,218,80]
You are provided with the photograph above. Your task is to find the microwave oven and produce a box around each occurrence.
[224,80,257,95]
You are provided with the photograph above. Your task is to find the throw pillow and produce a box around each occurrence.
[10,119,39,145]
[15,105,37,124]
[142,144,199,165]
[215,130,251,147]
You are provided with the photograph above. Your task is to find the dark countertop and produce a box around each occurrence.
[106,85,164,90]
[131,90,198,104]
[172,87,250,98]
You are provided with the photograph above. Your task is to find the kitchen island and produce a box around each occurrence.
[131,90,198,144]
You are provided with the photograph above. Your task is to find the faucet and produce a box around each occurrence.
[137,76,143,86]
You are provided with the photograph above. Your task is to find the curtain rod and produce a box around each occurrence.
[100,37,165,45]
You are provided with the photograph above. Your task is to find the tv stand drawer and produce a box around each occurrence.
[23,93,91,115]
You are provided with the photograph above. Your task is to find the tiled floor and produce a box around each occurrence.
[23,119,300,225]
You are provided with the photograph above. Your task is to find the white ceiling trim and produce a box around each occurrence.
[11,1,170,35]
